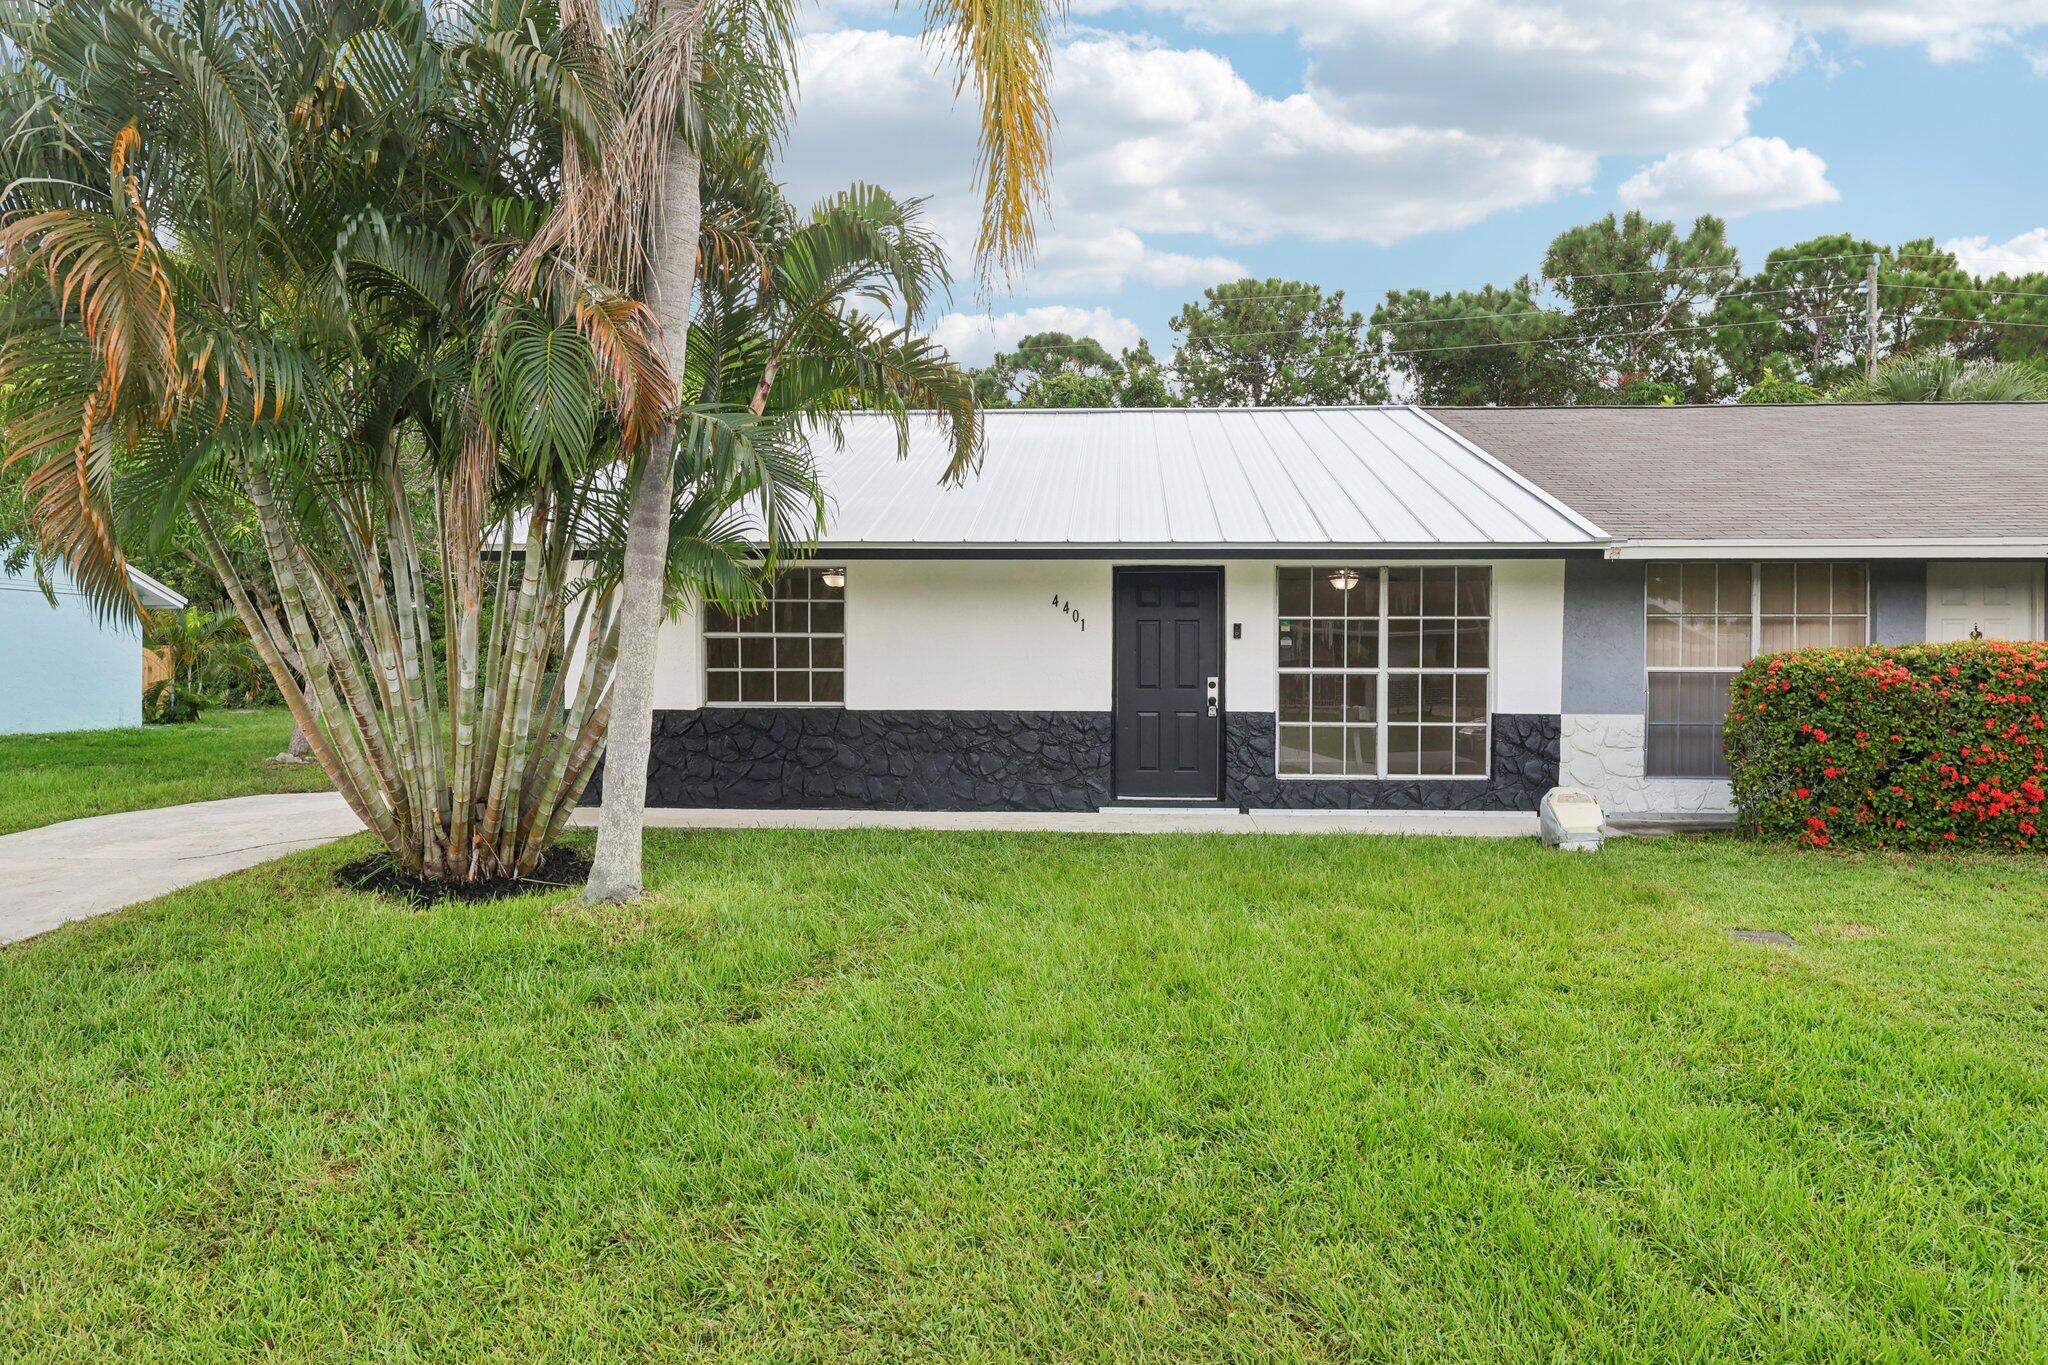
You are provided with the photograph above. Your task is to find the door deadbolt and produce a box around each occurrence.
[1205,675,1220,717]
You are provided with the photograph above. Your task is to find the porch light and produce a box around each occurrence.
[1327,568,1361,592]
[821,568,846,589]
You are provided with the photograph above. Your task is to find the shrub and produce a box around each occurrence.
[144,677,214,725]
[1725,640,2048,850]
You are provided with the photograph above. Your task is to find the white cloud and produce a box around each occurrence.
[1109,0,2047,63]
[781,27,1594,298]
[1789,2,2048,61]
[781,4,2048,312]
[928,306,1145,366]
[1094,1,2047,153]
[1944,228,2048,278]
[1081,1,1794,153]
[1618,136,1839,218]
[1050,38,1593,245]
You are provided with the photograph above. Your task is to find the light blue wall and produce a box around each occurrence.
[0,565,142,734]
[1562,559,1648,714]
[1869,561,1926,645]
[1561,558,1938,717]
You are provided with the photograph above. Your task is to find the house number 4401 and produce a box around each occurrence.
[1051,594,1086,631]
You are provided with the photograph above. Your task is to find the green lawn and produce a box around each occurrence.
[4,831,2048,1359]
[0,709,328,835]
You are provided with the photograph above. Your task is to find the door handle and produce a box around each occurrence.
[1206,675,1220,717]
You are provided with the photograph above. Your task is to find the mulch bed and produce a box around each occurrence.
[335,845,593,905]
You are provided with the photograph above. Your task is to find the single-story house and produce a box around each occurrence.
[613,403,2046,818]
[0,559,187,735]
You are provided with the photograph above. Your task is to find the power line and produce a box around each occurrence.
[1004,306,1838,360]
[997,280,2045,362]
[1893,281,2048,304]
[986,312,2048,376]
[1109,249,1966,314]
[1002,283,1826,354]
[1382,310,1862,360]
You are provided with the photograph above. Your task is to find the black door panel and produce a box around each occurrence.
[1114,568,1221,798]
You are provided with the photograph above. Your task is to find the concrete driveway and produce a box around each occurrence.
[0,792,363,946]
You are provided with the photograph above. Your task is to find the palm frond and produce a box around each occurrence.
[919,0,1061,279]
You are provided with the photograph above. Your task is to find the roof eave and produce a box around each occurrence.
[1607,538,2048,561]
[126,565,188,610]
[806,541,1609,560]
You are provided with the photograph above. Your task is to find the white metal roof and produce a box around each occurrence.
[809,407,1606,551]
[128,565,188,610]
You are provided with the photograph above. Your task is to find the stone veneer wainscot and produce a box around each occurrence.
[1558,713,1734,815]
[600,709,1561,812]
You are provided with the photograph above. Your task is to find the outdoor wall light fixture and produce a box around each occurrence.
[1327,568,1361,592]
[821,569,847,589]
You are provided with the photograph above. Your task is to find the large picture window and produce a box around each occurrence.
[1645,562,1867,778]
[704,567,846,705]
[1276,566,1491,778]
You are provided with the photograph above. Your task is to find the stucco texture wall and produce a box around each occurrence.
[1,567,142,734]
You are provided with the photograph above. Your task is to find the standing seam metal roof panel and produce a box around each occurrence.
[803,407,1608,548]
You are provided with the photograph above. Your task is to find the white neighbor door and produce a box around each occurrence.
[1926,563,2046,642]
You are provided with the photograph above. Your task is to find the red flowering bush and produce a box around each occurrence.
[1725,640,2048,851]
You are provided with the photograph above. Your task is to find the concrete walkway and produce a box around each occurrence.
[0,796,1539,948]
[572,807,1541,837]
[0,792,364,946]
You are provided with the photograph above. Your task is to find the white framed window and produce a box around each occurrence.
[704,566,846,705]
[1276,566,1492,779]
[1645,562,1868,778]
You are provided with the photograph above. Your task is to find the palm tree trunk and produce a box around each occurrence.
[584,23,705,903]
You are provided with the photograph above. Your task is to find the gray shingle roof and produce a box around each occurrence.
[1428,403,2048,543]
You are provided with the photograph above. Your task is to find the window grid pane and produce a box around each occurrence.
[1278,567,1490,780]
[1646,562,1869,778]
[703,567,847,707]
[1277,566,1383,776]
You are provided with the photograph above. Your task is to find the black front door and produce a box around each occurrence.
[1113,568,1222,799]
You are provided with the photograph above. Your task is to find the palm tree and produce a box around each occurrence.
[1831,354,2048,402]
[692,155,975,452]
[0,1,979,885]
[0,0,690,875]
[578,0,1064,903]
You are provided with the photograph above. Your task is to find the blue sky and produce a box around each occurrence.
[779,2,2048,364]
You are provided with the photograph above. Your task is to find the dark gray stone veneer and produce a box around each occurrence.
[613,708,1560,812]
[1222,712,1560,812]
[624,708,1114,811]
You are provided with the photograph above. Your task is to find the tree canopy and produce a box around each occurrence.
[1169,279,1384,407]
[988,215,2047,409]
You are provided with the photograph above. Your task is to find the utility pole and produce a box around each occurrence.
[1866,253,1880,380]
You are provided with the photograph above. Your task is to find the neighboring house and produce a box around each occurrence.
[0,559,188,735]
[602,403,2046,819]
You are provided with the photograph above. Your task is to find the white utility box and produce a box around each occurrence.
[1540,787,1605,852]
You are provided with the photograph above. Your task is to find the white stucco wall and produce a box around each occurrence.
[651,560,1117,713]
[651,556,1570,720]
[843,560,1114,711]
[0,566,143,734]
[1223,561,1277,713]
[1493,559,1566,715]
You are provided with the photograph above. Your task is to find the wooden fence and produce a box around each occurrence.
[143,646,175,696]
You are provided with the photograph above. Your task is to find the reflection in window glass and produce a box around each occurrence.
[705,567,846,706]
[1277,566,1491,779]
[1646,562,1868,777]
